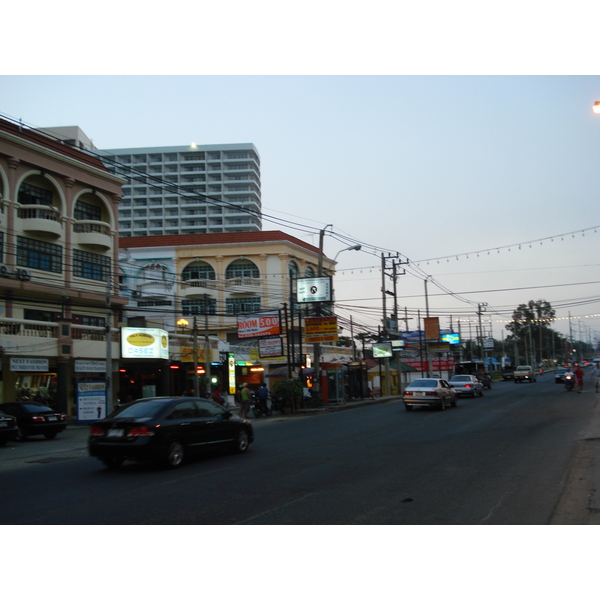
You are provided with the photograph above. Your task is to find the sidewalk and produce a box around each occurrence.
[550,393,600,524]
[236,394,402,420]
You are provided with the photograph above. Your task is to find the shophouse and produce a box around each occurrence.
[0,118,125,416]
[118,231,352,401]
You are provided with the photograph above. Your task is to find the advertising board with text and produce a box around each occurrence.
[237,311,281,339]
[296,277,332,303]
[304,316,338,343]
[259,337,284,358]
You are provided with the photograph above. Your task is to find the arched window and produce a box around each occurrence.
[225,259,259,279]
[288,261,299,279]
[304,265,315,278]
[74,195,103,222]
[182,260,216,281]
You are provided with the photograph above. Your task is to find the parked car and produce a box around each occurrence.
[555,367,568,384]
[89,396,254,469]
[0,402,67,441]
[0,410,19,446]
[448,374,484,397]
[402,378,457,411]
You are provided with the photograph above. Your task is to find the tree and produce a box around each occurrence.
[506,300,556,364]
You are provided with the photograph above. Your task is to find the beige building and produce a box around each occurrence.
[118,231,355,399]
[0,117,125,416]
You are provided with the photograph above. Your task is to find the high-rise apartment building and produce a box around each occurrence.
[97,143,262,237]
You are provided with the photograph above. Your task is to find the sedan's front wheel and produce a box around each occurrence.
[164,440,185,468]
[234,429,249,453]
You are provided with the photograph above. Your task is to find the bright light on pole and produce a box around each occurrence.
[593,101,600,114]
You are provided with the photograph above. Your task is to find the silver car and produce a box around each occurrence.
[402,378,457,411]
[448,375,484,397]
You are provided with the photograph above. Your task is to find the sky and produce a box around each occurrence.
[2,75,598,343]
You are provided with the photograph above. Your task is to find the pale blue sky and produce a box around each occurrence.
[1,75,599,341]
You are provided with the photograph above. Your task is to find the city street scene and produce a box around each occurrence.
[1,38,599,599]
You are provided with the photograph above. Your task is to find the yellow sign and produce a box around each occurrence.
[305,316,338,343]
[181,347,210,363]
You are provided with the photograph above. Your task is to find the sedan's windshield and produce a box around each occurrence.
[408,380,437,388]
[110,401,167,419]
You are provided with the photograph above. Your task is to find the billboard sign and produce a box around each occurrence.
[76,381,107,423]
[237,311,281,339]
[441,332,461,345]
[296,277,332,303]
[372,342,393,358]
[259,337,284,358]
[424,317,440,341]
[305,316,338,343]
[121,327,169,359]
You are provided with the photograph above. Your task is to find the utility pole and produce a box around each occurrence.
[477,303,488,361]
[192,317,199,397]
[105,278,113,412]
[204,294,211,396]
[314,225,332,400]
[381,253,408,395]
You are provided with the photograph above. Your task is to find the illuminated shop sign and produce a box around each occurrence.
[121,327,169,359]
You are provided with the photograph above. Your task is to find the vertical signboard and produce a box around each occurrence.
[76,381,107,423]
[424,317,440,341]
[228,352,236,395]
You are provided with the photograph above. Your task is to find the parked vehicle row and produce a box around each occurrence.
[0,402,67,441]
[0,410,19,446]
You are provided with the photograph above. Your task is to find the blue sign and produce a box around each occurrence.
[76,381,107,423]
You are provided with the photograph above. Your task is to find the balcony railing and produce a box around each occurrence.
[0,318,58,338]
[73,220,112,249]
[17,204,60,221]
[73,220,111,236]
[17,204,62,238]
[224,277,262,291]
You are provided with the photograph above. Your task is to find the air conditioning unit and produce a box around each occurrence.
[0,264,9,278]
[15,268,31,281]
[131,290,142,298]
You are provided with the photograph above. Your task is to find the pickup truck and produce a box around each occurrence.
[513,365,536,383]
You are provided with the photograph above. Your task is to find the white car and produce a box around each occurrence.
[448,375,484,397]
[402,378,457,411]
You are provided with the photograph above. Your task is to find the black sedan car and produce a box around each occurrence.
[0,410,19,446]
[0,402,67,441]
[89,396,254,469]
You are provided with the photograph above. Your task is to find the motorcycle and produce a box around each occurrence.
[251,392,272,418]
[564,374,574,391]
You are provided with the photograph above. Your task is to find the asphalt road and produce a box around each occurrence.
[1,374,598,524]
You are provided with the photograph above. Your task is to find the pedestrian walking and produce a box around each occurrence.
[591,363,600,393]
[239,383,251,419]
[574,364,585,394]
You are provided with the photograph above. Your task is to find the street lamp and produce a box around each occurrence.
[176,318,189,334]
[593,101,600,114]
[331,244,362,265]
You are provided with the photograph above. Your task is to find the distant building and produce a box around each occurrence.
[0,117,125,415]
[97,143,262,237]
